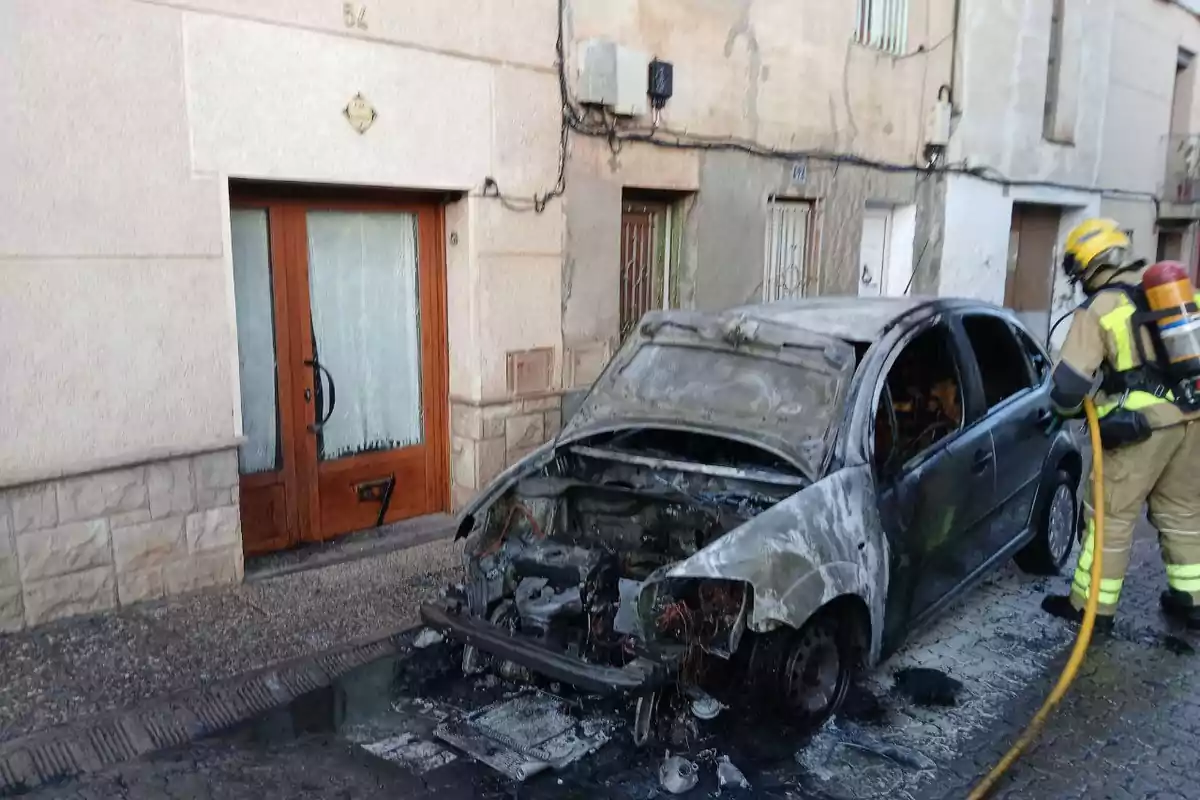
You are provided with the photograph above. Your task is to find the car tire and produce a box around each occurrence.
[767,611,858,730]
[1015,468,1078,576]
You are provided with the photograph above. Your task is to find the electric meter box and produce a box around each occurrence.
[577,38,649,117]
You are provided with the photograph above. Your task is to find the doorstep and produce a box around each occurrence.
[245,513,457,582]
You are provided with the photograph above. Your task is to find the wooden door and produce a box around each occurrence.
[230,186,449,555]
[1158,226,1185,262]
[1005,204,1061,341]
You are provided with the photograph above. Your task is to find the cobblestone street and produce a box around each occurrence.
[25,523,1200,800]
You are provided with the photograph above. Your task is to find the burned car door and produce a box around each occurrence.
[956,313,1052,570]
[875,320,997,641]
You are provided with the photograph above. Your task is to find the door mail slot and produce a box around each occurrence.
[356,478,392,502]
[355,475,396,527]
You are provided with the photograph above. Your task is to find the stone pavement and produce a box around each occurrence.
[18,521,1200,799]
[0,531,462,747]
[924,524,1200,800]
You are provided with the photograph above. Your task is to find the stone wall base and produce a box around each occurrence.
[0,448,243,632]
[450,394,563,510]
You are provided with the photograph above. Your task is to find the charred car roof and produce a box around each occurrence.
[557,298,1011,479]
[729,297,932,343]
[729,296,1030,345]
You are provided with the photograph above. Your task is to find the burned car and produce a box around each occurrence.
[421,298,1080,733]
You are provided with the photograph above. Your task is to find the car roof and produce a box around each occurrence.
[729,297,1013,343]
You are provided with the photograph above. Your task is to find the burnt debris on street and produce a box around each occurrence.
[23,527,1200,800]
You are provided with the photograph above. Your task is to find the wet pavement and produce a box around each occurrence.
[23,523,1200,800]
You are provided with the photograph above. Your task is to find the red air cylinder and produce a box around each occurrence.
[1143,261,1200,377]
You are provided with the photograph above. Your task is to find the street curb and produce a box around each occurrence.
[0,626,419,796]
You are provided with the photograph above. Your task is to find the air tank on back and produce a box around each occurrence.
[1143,260,1200,410]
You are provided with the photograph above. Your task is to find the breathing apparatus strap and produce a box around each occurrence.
[1092,284,1177,402]
[1099,363,1172,398]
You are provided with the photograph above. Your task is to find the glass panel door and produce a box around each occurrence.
[229,186,449,551]
[305,211,425,462]
[231,209,281,474]
[230,206,296,555]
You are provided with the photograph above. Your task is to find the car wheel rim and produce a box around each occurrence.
[1048,483,1075,563]
[784,626,845,719]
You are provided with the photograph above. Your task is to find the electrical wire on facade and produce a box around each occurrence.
[482,0,1163,216]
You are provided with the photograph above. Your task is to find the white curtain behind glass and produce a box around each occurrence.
[306,212,424,461]
[230,210,280,475]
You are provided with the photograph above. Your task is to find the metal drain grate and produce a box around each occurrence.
[0,630,413,796]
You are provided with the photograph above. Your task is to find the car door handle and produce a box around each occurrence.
[1029,407,1053,426]
[972,448,994,473]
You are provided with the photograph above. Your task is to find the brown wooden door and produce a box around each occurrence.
[1005,203,1062,341]
[230,187,449,555]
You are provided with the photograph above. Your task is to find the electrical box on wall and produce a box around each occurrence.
[926,95,953,148]
[577,38,649,116]
[648,58,674,109]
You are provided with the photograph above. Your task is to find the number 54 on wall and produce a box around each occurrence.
[343,2,367,30]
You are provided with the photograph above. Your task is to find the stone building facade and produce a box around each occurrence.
[1,452,240,631]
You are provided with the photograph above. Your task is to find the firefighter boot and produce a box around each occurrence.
[1160,590,1200,630]
[1041,595,1115,637]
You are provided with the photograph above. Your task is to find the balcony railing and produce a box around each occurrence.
[1166,134,1200,204]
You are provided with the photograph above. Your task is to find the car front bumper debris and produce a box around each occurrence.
[419,599,667,694]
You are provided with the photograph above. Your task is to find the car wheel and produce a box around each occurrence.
[774,612,857,730]
[1015,468,1078,575]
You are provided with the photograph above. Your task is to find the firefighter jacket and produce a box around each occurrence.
[1050,265,1200,429]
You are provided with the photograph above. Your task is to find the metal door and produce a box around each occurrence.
[620,202,667,340]
[764,200,812,300]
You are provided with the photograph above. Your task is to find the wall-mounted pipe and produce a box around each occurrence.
[950,0,964,113]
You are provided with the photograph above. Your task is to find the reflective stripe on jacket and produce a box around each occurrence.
[1054,271,1200,429]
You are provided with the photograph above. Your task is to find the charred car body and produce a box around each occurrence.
[421,298,1080,730]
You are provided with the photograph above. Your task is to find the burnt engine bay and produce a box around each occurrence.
[451,432,799,679]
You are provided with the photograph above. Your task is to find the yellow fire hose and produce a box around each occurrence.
[966,397,1105,799]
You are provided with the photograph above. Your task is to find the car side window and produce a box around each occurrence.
[961,314,1036,409]
[1013,326,1051,384]
[878,323,964,471]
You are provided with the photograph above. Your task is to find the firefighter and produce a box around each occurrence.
[1042,218,1200,634]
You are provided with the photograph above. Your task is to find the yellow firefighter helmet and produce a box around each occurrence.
[1062,218,1130,283]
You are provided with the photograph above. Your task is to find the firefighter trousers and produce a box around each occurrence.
[1070,420,1200,616]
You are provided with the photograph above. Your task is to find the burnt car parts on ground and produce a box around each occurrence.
[421,298,1080,746]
